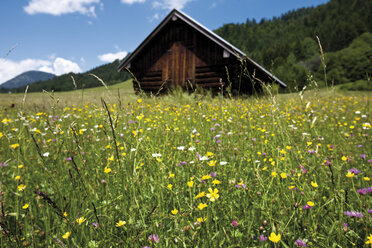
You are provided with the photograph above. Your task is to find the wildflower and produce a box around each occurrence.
[14,176,21,181]
[302,204,312,210]
[207,160,216,167]
[171,209,178,215]
[149,234,159,243]
[92,222,98,228]
[201,174,211,180]
[280,173,287,179]
[104,166,112,173]
[206,188,219,202]
[341,156,348,161]
[196,217,207,223]
[18,164,24,168]
[76,217,86,224]
[231,220,238,227]
[212,179,221,185]
[137,98,142,103]
[62,232,71,239]
[197,203,208,210]
[346,171,355,178]
[307,201,314,207]
[10,143,20,149]
[22,203,29,209]
[43,152,50,157]
[295,239,307,247]
[361,154,366,160]
[260,234,268,242]
[116,220,126,227]
[268,232,281,243]
[348,168,360,174]
[366,234,372,246]
[177,146,185,150]
[187,181,194,188]
[311,181,318,188]
[344,211,364,218]
[167,184,173,190]
[271,171,278,177]
[168,173,175,178]
[194,191,205,199]
[18,184,26,191]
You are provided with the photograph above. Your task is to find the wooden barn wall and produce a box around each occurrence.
[131,19,243,92]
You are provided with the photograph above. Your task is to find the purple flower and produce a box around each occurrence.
[195,140,199,144]
[358,188,367,195]
[302,204,312,210]
[344,211,364,218]
[210,127,215,131]
[325,160,332,166]
[368,209,372,214]
[216,140,221,144]
[92,222,98,228]
[348,168,361,174]
[143,246,151,248]
[252,138,256,142]
[215,123,220,127]
[148,234,159,243]
[231,220,238,227]
[360,154,366,160]
[210,172,217,177]
[296,239,307,247]
[358,145,363,148]
[307,149,315,154]
[101,179,106,184]
[66,157,72,161]
[129,120,134,124]
[0,162,8,168]
[259,234,267,242]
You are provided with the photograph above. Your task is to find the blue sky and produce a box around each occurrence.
[0,0,329,85]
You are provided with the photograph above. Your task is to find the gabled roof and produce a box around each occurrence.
[118,9,286,87]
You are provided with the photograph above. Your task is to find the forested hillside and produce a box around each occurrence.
[7,59,130,93]
[215,0,372,91]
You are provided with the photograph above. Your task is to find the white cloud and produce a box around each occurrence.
[98,51,128,63]
[24,0,101,17]
[153,0,194,10]
[121,0,146,4]
[0,57,81,85]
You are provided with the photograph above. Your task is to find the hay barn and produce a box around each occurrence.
[118,9,286,94]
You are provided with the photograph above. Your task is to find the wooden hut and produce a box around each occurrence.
[118,9,286,94]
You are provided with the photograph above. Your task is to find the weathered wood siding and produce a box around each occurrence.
[131,19,240,93]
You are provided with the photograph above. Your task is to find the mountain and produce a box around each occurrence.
[9,59,131,93]
[0,70,55,89]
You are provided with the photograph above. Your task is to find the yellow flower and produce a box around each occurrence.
[206,188,219,202]
[207,160,216,167]
[268,232,281,243]
[171,209,178,215]
[22,204,29,209]
[212,179,221,185]
[18,164,24,168]
[271,171,278,177]
[364,177,370,181]
[280,173,287,179]
[14,176,21,181]
[76,217,86,225]
[104,166,112,173]
[116,220,126,227]
[167,184,173,190]
[307,201,314,207]
[197,217,207,223]
[262,166,268,171]
[288,186,295,190]
[306,142,312,146]
[366,233,372,246]
[62,232,71,239]
[197,203,208,210]
[341,156,348,161]
[346,171,355,178]
[201,174,211,180]
[194,191,206,199]
[10,143,20,149]
[187,181,194,188]
[18,184,26,191]
[63,212,68,217]
[311,181,318,188]
[168,173,175,178]
[137,98,142,103]
[0,132,3,138]
[206,152,214,157]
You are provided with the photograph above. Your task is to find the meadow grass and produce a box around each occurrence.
[0,85,371,247]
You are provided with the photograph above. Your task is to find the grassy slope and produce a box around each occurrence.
[0,79,134,109]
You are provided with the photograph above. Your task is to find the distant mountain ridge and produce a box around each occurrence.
[0,70,55,89]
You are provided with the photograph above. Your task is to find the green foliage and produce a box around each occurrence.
[339,80,372,91]
[215,0,372,91]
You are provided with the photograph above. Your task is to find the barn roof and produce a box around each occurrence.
[118,9,286,87]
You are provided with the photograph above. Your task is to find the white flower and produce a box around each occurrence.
[355,111,361,114]
[43,152,50,157]
[177,146,185,151]
[152,153,161,157]
[188,146,196,151]
[220,161,227,165]
[199,156,209,161]
[131,148,136,152]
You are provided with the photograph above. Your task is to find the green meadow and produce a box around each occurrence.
[0,83,371,247]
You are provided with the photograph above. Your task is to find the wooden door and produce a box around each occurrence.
[168,42,188,87]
